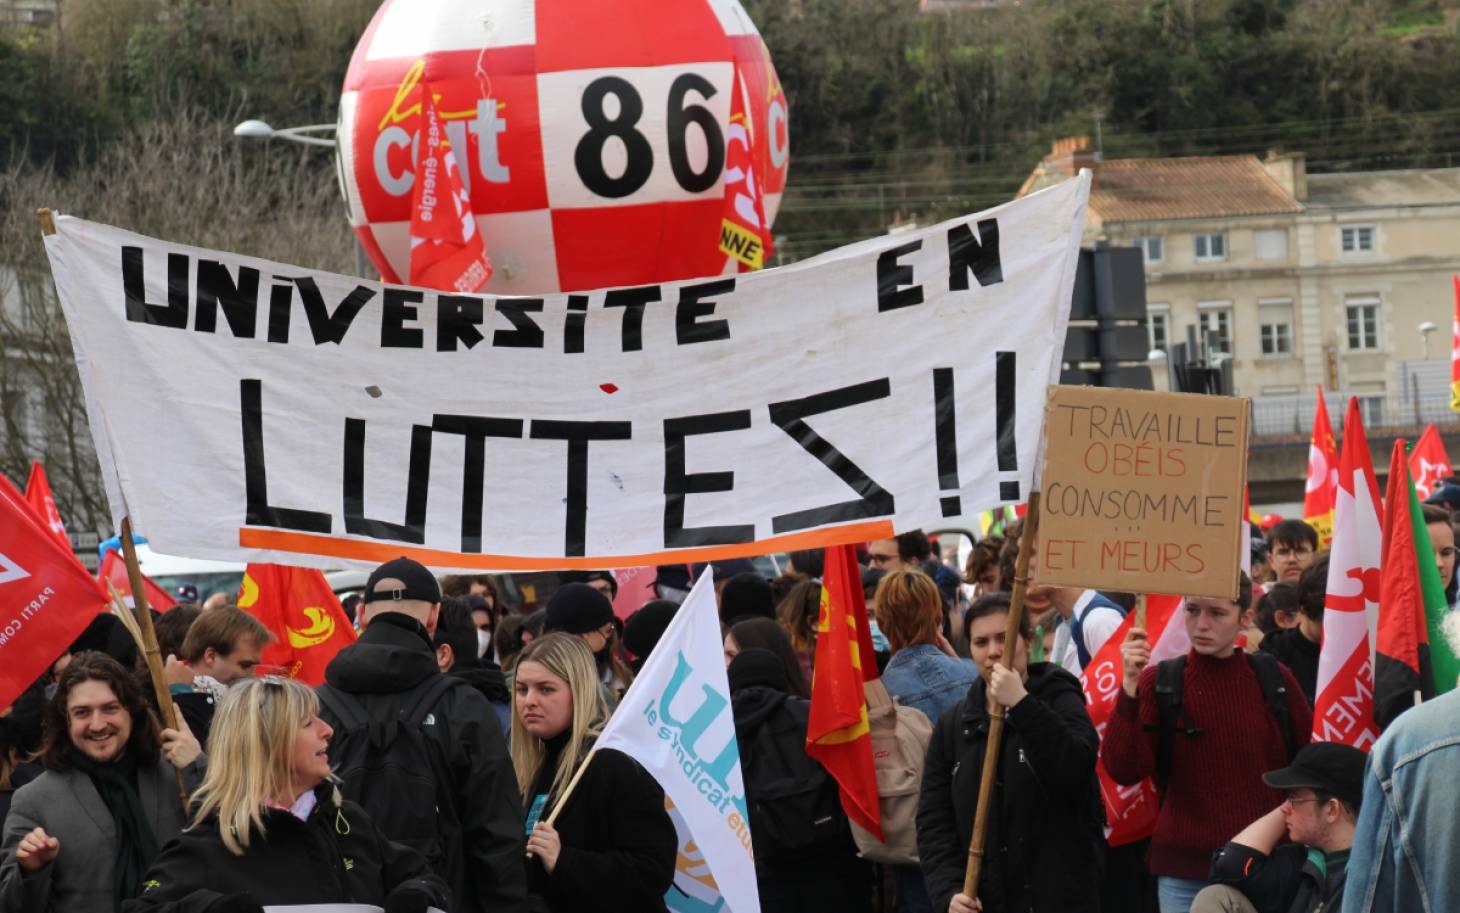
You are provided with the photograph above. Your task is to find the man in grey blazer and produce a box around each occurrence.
[0,651,203,913]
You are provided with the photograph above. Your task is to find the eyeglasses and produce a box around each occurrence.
[1284,794,1326,807]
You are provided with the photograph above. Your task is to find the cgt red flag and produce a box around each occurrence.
[408,87,492,294]
[0,479,108,710]
[807,543,882,840]
[1408,424,1452,500]
[236,563,356,686]
[1081,593,1186,846]
[1303,390,1339,549]
[718,68,774,271]
[1312,398,1383,750]
[23,462,70,554]
[1451,275,1460,413]
[98,548,177,612]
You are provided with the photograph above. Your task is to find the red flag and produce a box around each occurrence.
[1451,276,1460,413]
[718,68,774,271]
[98,548,177,612]
[24,462,71,554]
[1081,593,1187,846]
[0,480,108,710]
[1408,424,1452,500]
[1303,390,1339,549]
[236,563,356,686]
[1312,398,1382,750]
[806,543,882,840]
[408,87,492,293]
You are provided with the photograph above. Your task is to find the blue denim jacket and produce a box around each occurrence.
[881,644,978,724]
[1342,689,1460,913]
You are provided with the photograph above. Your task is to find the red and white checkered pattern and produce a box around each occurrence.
[338,0,788,293]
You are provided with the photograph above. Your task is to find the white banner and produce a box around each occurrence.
[594,568,757,913]
[43,173,1088,570]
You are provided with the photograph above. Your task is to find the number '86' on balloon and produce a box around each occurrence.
[338,0,789,294]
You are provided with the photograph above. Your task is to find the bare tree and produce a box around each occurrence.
[0,112,354,534]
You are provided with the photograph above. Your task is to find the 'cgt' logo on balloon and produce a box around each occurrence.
[338,0,788,294]
[287,606,339,649]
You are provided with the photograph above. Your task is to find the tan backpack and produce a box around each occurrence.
[849,678,934,865]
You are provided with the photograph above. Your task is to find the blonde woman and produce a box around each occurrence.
[513,633,675,913]
[124,677,449,913]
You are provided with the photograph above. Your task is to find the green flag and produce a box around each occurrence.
[1416,480,1460,693]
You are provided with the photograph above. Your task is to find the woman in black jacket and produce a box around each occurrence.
[513,633,676,913]
[917,593,1103,913]
[124,676,449,913]
[729,647,873,913]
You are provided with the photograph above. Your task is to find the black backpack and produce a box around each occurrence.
[740,693,851,863]
[317,676,461,877]
[1150,652,1298,788]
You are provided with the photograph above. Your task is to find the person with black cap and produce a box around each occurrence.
[317,556,526,913]
[542,583,632,703]
[621,600,678,674]
[1193,742,1366,913]
[728,648,872,913]
[719,571,775,627]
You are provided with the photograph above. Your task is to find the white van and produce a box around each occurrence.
[130,544,246,604]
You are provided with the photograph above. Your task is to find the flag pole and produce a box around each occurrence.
[963,490,1041,900]
[526,748,599,858]
[38,206,186,798]
[118,518,189,808]
[117,518,178,724]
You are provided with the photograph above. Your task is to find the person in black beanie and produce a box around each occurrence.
[622,601,679,673]
[719,572,775,627]
[543,584,632,698]
[729,649,872,913]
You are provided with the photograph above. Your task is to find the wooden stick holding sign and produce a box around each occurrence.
[525,749,598,859]
[963,491,1042,899]
[43,204,186,804]
[1134,593,1147,631]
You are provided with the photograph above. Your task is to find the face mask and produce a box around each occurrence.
[476,628,492,659]
[868,619,891,653]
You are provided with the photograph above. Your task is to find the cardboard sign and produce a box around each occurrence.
[1037,386,1249,599]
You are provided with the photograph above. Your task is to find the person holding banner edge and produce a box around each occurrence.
[0,652,203,913]
[511,633,675,913]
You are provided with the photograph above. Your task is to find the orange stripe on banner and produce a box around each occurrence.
[239,520,896,570]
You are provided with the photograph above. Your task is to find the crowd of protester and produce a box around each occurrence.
[2,511,1458,913]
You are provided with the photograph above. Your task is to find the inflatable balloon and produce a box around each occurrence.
[337,0,789,293]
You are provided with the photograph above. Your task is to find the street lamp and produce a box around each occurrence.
[232,119,337,148]
[232,117,366,277]
[1419,321,1439,360]
[1147,348,1168,391]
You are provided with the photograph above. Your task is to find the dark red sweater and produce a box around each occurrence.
[1101,649,1313,879]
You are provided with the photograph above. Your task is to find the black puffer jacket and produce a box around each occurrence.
[525,738,676,913]
[122,783,449,912]
[916,662,1103,913]
[323,611,526,913]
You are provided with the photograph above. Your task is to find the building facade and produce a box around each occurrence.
[1022,138,1460,437]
